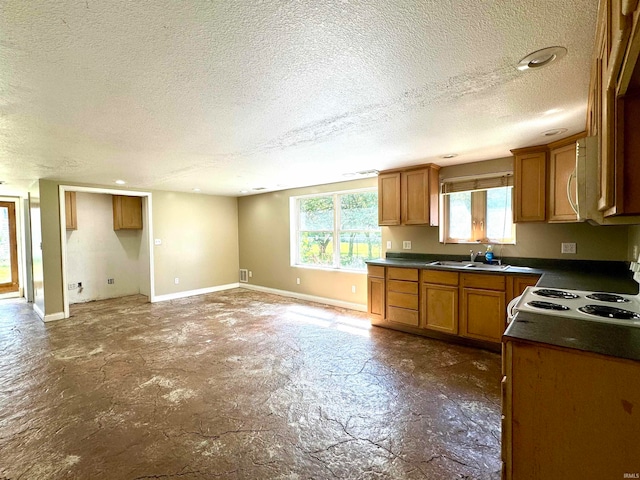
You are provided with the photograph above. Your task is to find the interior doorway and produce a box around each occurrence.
[0,201,19,295]
[59,186,155,319]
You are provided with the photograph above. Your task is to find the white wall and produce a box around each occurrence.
[66,192,142,303]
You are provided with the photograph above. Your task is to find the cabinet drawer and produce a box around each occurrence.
[461,273,505,291]
[367,265,385,278]
[422,270,459,286]
[387,267,419,281]
[387,280,419,295]
[387,306,419,326]
[387,291,419,310]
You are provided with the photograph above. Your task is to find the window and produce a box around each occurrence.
[291,189,382,271]
[441,175,515,244]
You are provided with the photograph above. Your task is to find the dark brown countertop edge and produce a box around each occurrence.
[504,312,640,362]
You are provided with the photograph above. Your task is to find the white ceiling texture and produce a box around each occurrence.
[0,1,598,196]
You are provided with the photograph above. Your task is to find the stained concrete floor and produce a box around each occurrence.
[0,289,502,479]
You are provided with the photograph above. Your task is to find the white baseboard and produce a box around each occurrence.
[44,311,65,322]
[241,284,367,312]
[151,283,240,303]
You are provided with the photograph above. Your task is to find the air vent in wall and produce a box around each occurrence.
[239,269,249,283]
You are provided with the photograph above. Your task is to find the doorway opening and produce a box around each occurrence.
[59,186,155,319]
[0,201,19,295]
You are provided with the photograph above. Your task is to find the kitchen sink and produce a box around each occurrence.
[428,260,510,271]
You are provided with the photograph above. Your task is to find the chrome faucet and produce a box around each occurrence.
[470,250,481,262]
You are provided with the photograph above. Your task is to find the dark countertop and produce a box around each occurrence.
[368,253,640,361]
[504,312,640,361]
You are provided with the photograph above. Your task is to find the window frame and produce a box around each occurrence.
[290,187,381,272]
[441,186,516,245]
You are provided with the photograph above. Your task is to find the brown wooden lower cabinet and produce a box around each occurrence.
[386,267,419,327]
[421,270,459,334]
[502,340,640,479]
[460,273,506,343]
[366,265,540,348]
[367,265,385,322]
[460,288,505,343]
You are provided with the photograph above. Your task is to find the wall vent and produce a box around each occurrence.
[239,269,249,283]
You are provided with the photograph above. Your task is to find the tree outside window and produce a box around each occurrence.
[293,189,381,271]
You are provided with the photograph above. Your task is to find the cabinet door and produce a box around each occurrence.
[421,283,458,334]
[378,172,401,225]
[402,168,430,225]
[548,143,578,222]
[514,151,547,222]
[113,195,143,230]
[507,275,540,304]
[506,341,640,478]
[367,276,385,321]
[65,191,77,230]
[460,288,506,343]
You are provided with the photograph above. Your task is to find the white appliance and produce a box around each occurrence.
[513,286,640,328]
[573,136,640,224]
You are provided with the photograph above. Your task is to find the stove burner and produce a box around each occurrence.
[578,305,640,320]
[585,293,629,303]
[525,301,571,311]
[532,289,580,300]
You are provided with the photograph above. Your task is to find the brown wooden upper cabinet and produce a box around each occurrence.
[586,0,640,217]
[378,164,440,226]
[112,195,143,230]
[65,191,77,230]
[512,147,547,223]
[512,133,584,224]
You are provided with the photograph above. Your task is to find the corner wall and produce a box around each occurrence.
[152,191,239,296]
[238,178,376,308]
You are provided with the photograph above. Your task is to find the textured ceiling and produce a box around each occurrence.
[0,1,598,196]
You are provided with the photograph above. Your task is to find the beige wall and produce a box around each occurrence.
[152,191,239,296]
[385,222,629,261]
[238,178,377,306]
[38,180,240,315]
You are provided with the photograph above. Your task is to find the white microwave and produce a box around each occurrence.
[574,136,640,225]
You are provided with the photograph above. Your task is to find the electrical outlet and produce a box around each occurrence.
[351,285,356,293]
[154,238,162,245]
[296,277,301,285]
[107,278,114,285]
[68,283,77,290]
[174,277,179,285]
[386,241,392,249]
[402,241,412,250]
[249,271,253,278]
[561,242,577,254]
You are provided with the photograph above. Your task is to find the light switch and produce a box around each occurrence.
[154,239,162,245]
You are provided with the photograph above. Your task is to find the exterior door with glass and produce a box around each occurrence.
[0,202,19,294]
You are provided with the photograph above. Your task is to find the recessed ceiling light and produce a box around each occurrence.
[252,187,267,191]
[0,181,5,185]
[517,46,567,71]
[115,179,126,185]
[442,153,458,159]
[240,190,249,194]
[192,188,201,193]
[542,128,568,137]
[543,108,562,116]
